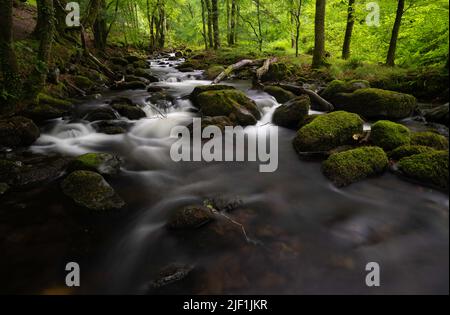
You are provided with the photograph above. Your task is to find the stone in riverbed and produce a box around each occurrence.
[0,116,40,148]
[205,65,225,80]
[61,171,125,211]
[24,93,73,121]
[263,86,296,104]
[167,205,214,230]
[333,88,417,120]
[84,107,118,122]
[133,68,159,82]
[370,120,411,151]
[322,146,389,187]
[293,111,364,154]
[195,90,261,126]
[111,81,147,91]
[110,57,128,67]
[190,85,236,107]
[188,116,234,134]
[147,263,195,291]
[69,153,122,176]
[410,131,449,150]
[320,79,370,105]
[111,103,146,120]
[389,145,436,161]
[272,95,310,129]
[422,103,449,125]
[397,150,449,190]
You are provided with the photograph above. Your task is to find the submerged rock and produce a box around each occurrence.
[333,88,417,120]
[370,120,411,151]
[147,263,195,291]
[272,95,310,129]
[397,150,449,190]
[411,131,449,150]
[293,111,364,153]
[263,86,296,104]
[69,153,122,176]
[389,145,436,161]
[195,89,261,126]
[322,146,389,187]
[0,116,40,148]
[61,171,125,211]
[167,205,214,230]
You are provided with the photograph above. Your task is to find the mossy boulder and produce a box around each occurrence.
[261,62,291,82]
[111,81,147,91]
[188,116,235,134]
[73,75,94,90]
[370,120,411,151]
[320,79,370,104]
[133,60,149,69]
[111,103,146,120]
[263,86,296,104]
[0,116,40,148]
[397,151,449,190]
[61,171,125,211]
[134,68,159,82]
[190,85,236,106]
[333,88,417,120]
[297,114,320,129]
[411,132,449,150]
[167,205,214,230]
[293,111,364,153]
[84,107,118,122]
[272,95,310,129]
[24,93,73,121]
[196,90,261,126]
[69,153,122,176]
[110,57,129,67]
[205,65,225,80]
[322,146,388,187]
[389,145,436,161]
[422,104,448,125]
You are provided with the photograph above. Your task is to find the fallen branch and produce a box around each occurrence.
[212,59,264,84]
[277,83,334,112]
[254,57,278,88]
[86,52,117,82]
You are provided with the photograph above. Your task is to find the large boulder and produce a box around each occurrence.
[263,86,296,104]
[24,93,73,121]
[133,68,159,82]
[261,62,291,82]
[333,88,417,120]
[205,65,225,80]
[293,111,364,153]
[190,85,236,107]
[422,103,449,125]
[370,120,411,151]
[272,95,310,129]
[320,80,370,105]
[69,153,122,176]
[411,132,449,150]
[397,150,449,190]
[389,145,436,161]
[61,171,125,211]
[0,116,40,148]
[111,103,146,120]
[322,146,389,187]
[195,89,261,126]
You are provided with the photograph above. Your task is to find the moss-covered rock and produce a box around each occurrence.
[110,57,128,67]
[370,120,411,151]
[320,79,370,104]
[111,103,146,120]
[196,90,261,126]
[297,114,320,129]
[205,65,225,80]
[188,116,235,134]
[322,146,389,187]
[61,171,125,211]
[69,153,122,176]
[293,111,364,153]
[133,60,149,69]
[261,62,291,82]
[133,68,159,82]
[24,93,73,121]
[333,88,417,120]
[84,107,118,122]
[73,75,94,90]
[167,205,214,230]
[389,145,436,161]
[273,95,310,129]
[0,116,40,148]
[111,81,147,91]
[411,132,449,150]
[263,86,296,104]
[190,85,236,106]
[397,151,449,190]
[422,104,448,125]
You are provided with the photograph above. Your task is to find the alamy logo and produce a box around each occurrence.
[170,118,279,173]
[65,262,80,287]
[365,262,381,287]
[366,2,381,27]
[66,2,80,27]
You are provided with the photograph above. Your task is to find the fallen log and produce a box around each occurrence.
[212,59,264,84]
[255,57,278,87]
[277,83,334,112]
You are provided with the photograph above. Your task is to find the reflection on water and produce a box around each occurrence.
[21,55,450,294]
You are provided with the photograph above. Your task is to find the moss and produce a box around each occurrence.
[61,170,125,211]
[190,85,236,106]
[38,93,72,108]
[272,95,310,129]
[261,62,292,82]
[263,86,296,104]
[205,65,225,80]
[70,153,121,176]
[293,111,364,153]
[73,75,94,90]
[389,145,436,161]
[134,68,158,82]
[333,88,417,120]
[167,205,214,230]
[297,114,320,129]
[322,146,389,187]
[411,132,449,150]
[320,79,370,104]
[133,60,149,69]
[196,89,261,126]
[398,151,449,190]
[0,116,40,147]
[370,120,411,151]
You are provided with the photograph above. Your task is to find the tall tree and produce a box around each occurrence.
[386,0,406,66]
[312,0,326,68]
[201,0,209,50]
[291,0,303,57]
[342,0,355,60]
[211,0,220,49]
[205,0,214,49]
[229,0,237,45]
[0,0,20,113]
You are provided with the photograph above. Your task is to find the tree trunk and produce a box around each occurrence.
[201,0,208,50]
[312,0,326,68]
[205,0,214,49]
[342,0,355,60]
[256,0,263,52]
[0,0,20,113]
[93,0,107,50]
[386,0,405,67]
[230,0,237,46]
[211,0,220,49]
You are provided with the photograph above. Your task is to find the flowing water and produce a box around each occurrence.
[3,55,448,294]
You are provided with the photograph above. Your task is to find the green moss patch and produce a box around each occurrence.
[411,132,449,150]
[370,120,411,151]
[389,145,436,161]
